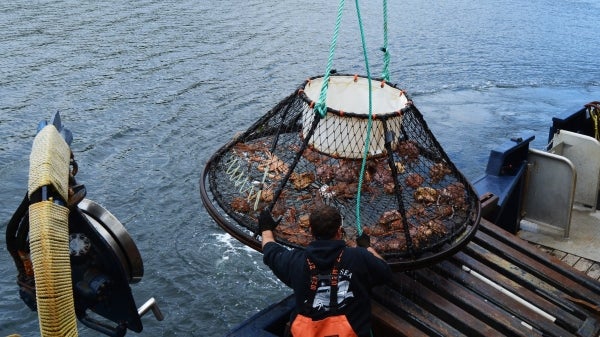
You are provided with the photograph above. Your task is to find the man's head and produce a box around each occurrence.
[310,205,342,240]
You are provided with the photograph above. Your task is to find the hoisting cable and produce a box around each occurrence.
[314,0,346,118]
[354,0,375,237]
[381,0,391,82]
[314,0,390,236]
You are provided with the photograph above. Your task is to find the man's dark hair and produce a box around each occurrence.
[310,205,342,240]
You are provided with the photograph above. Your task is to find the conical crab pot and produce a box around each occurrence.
[201,74,481,270]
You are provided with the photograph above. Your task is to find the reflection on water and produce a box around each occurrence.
[1,0,599,336]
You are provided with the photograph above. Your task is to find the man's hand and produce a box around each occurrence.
[258,209,281,232]
[357,233,385,260]
[356,233,370,248]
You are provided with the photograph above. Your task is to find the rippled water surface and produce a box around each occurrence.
[1,0,599,336]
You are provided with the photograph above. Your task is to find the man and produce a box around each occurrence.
[259,205,392,337]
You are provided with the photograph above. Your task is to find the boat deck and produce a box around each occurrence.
[368,218,600,337]
[519,207,600,277]
[537,245,600,281]
[227,217,600,337]
[518,205,600,282]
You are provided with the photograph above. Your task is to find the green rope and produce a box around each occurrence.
[354,0,374,237]
[315,0,346,118]
[314,0,389,237]
[381,0,390,81]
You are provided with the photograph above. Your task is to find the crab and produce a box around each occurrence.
[378,210,403,225]
[335,159,360,183]
[435,204,454,218]
[257,188,274,203]
[230,197,251,213]
[405,173,425,189]
[361,210,406,238]
[232,139,270,153]
[415,219,447,240]
[383,182,396,194]
[439,182,467,209]
[290,172,315,190]
[396,140,420,163]
[283,206,297,225]
[373,235,406,252]
[406,204,426,219]
[330,182,358,199]
[298,214,310,228]
[316,164,336,183]
[302,146,327,164]
[285,233,312,246]
[276,221,312,247]
[414,187,438,204]
[257,152,289,175]
[362,224,388,236]
[368,158,395,185]
[429,162,452,183]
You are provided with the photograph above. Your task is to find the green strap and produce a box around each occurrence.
[315,0,346,118]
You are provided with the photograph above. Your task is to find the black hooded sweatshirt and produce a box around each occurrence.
[263,239,392,337]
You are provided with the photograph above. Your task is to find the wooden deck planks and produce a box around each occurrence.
[368,218,600,337]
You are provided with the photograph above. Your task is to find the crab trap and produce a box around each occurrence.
[200,74,481,270]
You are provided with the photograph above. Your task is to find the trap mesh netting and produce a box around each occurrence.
[201,74,480,269]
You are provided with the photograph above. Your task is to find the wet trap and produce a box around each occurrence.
[201,75,481,270]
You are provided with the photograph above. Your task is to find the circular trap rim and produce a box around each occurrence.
[200,151,482,272]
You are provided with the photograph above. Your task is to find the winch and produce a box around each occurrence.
[5,112,163,337]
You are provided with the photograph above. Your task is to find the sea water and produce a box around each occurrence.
[1,0,599,336]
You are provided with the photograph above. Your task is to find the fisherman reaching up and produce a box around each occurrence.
[260,205,392,337]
